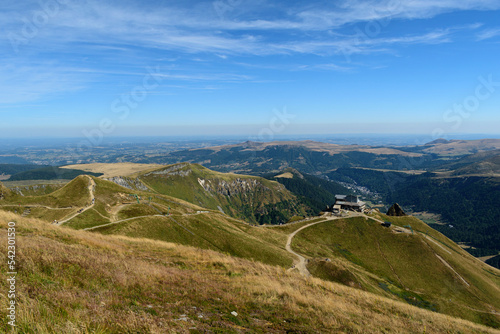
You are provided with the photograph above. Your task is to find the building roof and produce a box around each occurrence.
[336,194,360,202]
[336,200,365,207]
[345,195,360,202]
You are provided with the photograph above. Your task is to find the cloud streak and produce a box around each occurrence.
[297,0,500,29]
[1,0,495,57]
[0,0,498,104]
[477,28,500,40]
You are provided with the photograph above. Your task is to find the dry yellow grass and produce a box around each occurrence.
[351,167,427,175]
[61,163,164,178]
[274,172,294,179]
[423,139,500,155]
[1,211,499,333]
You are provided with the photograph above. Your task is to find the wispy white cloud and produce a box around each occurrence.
[1,0,494,57]
[294,63,352,72]
[0,63,88,104]
[297,0,500,29]
[0,56,254,104]
[266,28,456,57]
[0,0,498,104]
[477,28,500,40]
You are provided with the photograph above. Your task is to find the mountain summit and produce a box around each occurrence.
[386,203,406,216]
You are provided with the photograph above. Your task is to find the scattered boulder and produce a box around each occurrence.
[386,203,406,216]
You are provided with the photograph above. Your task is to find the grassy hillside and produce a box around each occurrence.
[438,150,500,176]
[0,175,90,209]
[137,163,306,224]
[421,139,500,156]
[2,169,499,329]
[94,212,294,268]
[285,214,500,327]
[1,175,296,268]
[453,154,500,176]
[1,211,499,333]
[0,175,189,227]
[60,177,207,230]
[0,181,12,199]
[4,183,65,197]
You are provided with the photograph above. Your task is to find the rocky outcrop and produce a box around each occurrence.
[146,163,192,177]
[107,176,149,191]
[386,203,406,216]
[10,184,48,196]
[197,177,272,197]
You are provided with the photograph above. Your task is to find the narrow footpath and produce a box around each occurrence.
[285,213,362,276]
[57,176,96,225]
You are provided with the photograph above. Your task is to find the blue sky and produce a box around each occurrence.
[1,0,500,139]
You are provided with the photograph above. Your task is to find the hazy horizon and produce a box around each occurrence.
[2,133,500,150]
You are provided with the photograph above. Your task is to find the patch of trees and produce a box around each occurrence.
[391,177,500,256]
[486,255,500,270]
[8,166,103,181]
[266,172,348,214]
[247,200,302,225]
[327,167,412,196]
[0,164,44,176]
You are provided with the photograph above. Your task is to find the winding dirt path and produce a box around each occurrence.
[83,211,210,231]
[435,254,470,287]
[285,224,315,277]
[83,214,166,230]
[420,233,452,254]
[57,176,96,225]
[284,212,475,296]
[285,214,363,276]
[0,204,72,210]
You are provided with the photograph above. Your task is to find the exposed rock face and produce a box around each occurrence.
[386,203,406,216]
[197,177,272,197]
[11,187,24,196]
[146,163,192,177]
[10,184,48,196]
[107,176,149,191]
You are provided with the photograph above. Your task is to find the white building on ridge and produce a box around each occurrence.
[332,194,365,212]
